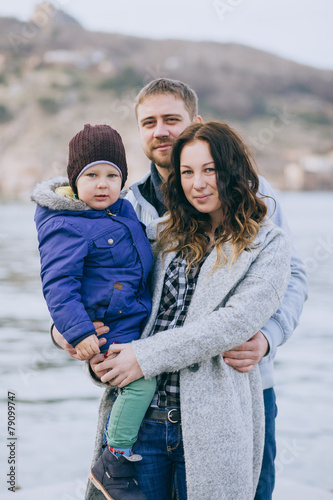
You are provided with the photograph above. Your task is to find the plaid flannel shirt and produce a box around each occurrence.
[150,250,210,409]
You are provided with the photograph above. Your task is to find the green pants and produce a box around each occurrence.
[106,376,156,449]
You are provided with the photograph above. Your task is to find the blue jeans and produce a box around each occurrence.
[132,417,187,500]
[103,390,277,500]
[254,388,277,500]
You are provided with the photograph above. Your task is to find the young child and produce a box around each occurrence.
[32,124,155,500]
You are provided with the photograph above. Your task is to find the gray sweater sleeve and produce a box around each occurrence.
[132,226,291,379]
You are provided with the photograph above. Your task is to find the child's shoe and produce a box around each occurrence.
[88,447,147,500]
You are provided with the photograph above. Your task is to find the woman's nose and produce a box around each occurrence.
[193,174,206,189]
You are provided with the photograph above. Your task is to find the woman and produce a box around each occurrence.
[87,122,291,500]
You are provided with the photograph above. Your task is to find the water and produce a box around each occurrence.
[271,191,333,493]
[0,193,332,494]
[0,203,102,493]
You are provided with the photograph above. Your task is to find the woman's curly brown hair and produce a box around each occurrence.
[157,121,269,271]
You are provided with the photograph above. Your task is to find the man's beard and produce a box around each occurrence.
[147,141,173,170]
[151,155,171,169]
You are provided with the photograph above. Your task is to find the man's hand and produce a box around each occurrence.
[51,322,109,361]
[222,331,269,373]
[91,344,143,388]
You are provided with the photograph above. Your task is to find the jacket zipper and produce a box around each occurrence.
[106,209,116,217]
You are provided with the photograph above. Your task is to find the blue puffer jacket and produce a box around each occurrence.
[32,177,153,349]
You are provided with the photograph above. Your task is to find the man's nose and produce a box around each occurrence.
[153,120,169,138]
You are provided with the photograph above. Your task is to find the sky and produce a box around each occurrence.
[1,0,333,70]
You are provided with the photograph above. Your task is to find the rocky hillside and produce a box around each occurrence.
[0,2,332,199]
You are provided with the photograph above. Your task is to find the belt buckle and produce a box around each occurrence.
[167,409,179,424]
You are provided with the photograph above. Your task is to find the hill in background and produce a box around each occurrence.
[0,2,332,199]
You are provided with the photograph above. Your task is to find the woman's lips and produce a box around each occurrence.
[195,194,211,202]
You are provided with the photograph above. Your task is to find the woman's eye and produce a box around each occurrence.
[205,168,215,173]
[181,170,193,176]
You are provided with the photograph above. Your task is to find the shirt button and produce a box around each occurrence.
[118,310,122,314]
[108,238,114,245]
[189,363,199,372]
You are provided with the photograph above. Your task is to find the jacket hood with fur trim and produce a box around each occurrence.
[31,176,127,212]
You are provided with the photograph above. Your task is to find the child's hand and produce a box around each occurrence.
[75,334,100,359]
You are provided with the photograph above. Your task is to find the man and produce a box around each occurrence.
[53,78,307,499]
[123,79,308,499]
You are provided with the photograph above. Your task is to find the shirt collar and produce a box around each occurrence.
[150,162,167,209]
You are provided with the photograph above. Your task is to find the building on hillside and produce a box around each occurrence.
[284,152,333,190]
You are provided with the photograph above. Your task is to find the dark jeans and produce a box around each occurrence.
[103,389,277,500]
[254,388,278,500]
[132,418,187,500]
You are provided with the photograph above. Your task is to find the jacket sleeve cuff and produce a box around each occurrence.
[84,360,111,388]
[62,319,97,347]
[260,318,285,354]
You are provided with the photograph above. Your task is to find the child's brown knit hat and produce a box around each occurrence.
[67,124,128,191]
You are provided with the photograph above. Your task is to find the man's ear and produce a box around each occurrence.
[193,115,203,123]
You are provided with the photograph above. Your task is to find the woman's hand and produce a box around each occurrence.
[92,344,144,388]
[90,352,111,381]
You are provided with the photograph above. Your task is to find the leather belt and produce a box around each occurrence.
[145,408,181,424]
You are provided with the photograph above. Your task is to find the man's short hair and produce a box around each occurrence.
[135,78,198,120]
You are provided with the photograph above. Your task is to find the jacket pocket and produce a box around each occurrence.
[91,281,126,321]
[106,281,134,319]
[92,230,138,268]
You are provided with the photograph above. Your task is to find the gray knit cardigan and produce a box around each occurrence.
[86,218,291,500]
